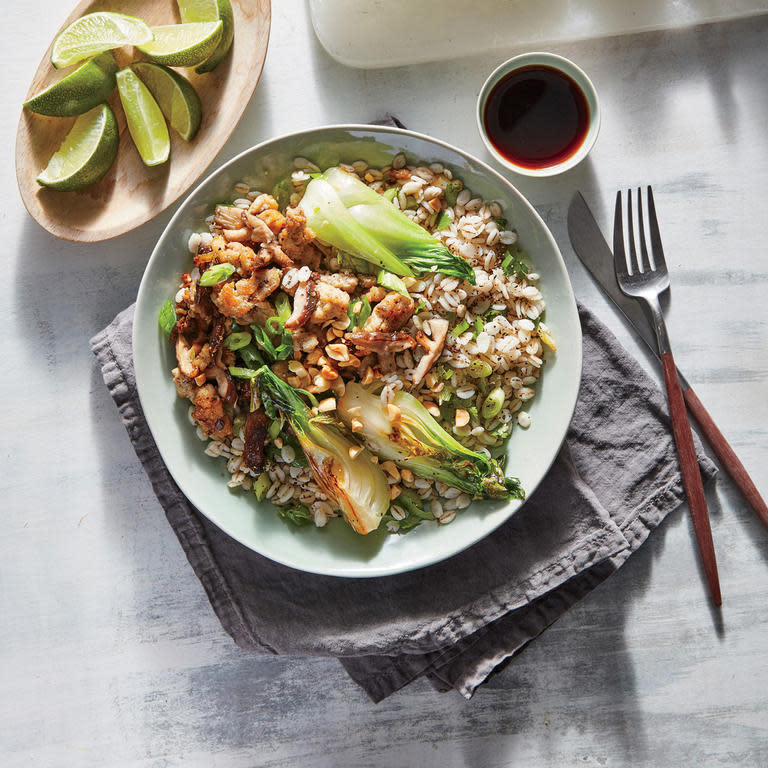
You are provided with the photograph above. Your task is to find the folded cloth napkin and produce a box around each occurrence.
[91,301,716,701]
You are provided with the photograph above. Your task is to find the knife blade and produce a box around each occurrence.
[567,191,768,530]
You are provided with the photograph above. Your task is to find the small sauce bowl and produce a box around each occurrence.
[476,52,600,177]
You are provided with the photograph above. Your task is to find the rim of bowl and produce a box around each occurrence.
[476,51,601,178]
[134,123,582,577]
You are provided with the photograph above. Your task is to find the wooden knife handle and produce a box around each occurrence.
[683,386,768,530]
[661,352,722,605]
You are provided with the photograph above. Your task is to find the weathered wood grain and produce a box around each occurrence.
[1,2,767,767]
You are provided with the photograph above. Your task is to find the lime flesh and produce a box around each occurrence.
[116,68,170,167]
[36,103,118,190]
[25,52,118,117]
[51,12,152,69]
[131,62,202,141]
[137,21,223,67]
[177,0,234,73]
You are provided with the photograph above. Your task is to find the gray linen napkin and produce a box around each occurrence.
[90,302,717,701]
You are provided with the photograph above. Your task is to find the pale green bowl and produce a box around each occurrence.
[134,125,582,578]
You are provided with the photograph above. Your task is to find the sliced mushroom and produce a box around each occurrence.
[242,409,268,472]
[412,317,449,386]
[206,366,237,405]
[284,273,319,330]
[344,331,416,353]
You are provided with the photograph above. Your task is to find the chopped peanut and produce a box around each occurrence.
[389,484,402,500]
[455,408,470,428]
[318,397,337,412]
[381,460,400,480]
[325,343,350,362]
[348,444,363,459]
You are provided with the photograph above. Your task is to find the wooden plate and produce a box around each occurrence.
[15,0,271,242]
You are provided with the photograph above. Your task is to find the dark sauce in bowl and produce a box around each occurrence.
[483,65,590,170]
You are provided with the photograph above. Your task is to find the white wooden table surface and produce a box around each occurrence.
[3,2,768,766]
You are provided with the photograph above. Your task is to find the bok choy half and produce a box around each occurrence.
[254,367,390,534]
[299,169,475,284]
[338,383,524,501]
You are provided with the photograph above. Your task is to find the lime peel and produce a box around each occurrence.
[137,21,223,67]
[177,0,235,73]
[131,62,202,141]
[51,12,152,69]
[36,103,119,190]
[25,53,118,117]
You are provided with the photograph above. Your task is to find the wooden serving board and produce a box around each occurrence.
[15,0,271,242]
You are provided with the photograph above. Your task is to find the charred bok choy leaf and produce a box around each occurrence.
[299,169,475,284]
[338,383,523,500]
[254,367,390,534]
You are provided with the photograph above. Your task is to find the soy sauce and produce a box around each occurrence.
[483,65,590,170]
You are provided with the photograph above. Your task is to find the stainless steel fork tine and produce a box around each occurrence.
[637,186,653,272]
[626,188,639,275]
[647,186,667,272]
[613,191,629,280]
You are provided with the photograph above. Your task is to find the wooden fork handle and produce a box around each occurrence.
[683,387,768,530]
[661,352,722,605]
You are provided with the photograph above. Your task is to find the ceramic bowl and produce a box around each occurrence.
[134,124,582,577]
[476,52,600,177]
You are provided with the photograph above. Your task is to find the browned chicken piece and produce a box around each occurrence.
[259,209,286,234]
[362,285,387,304]
[242,409,268,472]
[412,317,450,385]
[285,274,319,330]
[248,194,279,215]
[258,242,294,268]
[175,336,200,378]
[362,291,415,333]
[211,268,282,320]
[344,331,416,353]
[192,383,232,439]
[312,279,350,324]
[278,206,322,269]
[192,317,227,373]
[319,272,358,294]
[172,367,197,399]
[209,235,271,273]
[213,205,245,230]
[244,214,275,245]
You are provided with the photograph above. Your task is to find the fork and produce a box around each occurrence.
[614,187,722,606]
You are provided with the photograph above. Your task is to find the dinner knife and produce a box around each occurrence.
[568,191,768,531]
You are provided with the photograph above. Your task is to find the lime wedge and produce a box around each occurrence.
[25,52,118,117]
[36,104,118,190]
[137,21,223,67]
[116,68,170,166]
[51,12,152,69]
[177,0,234,73]
[132,62,202,141]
